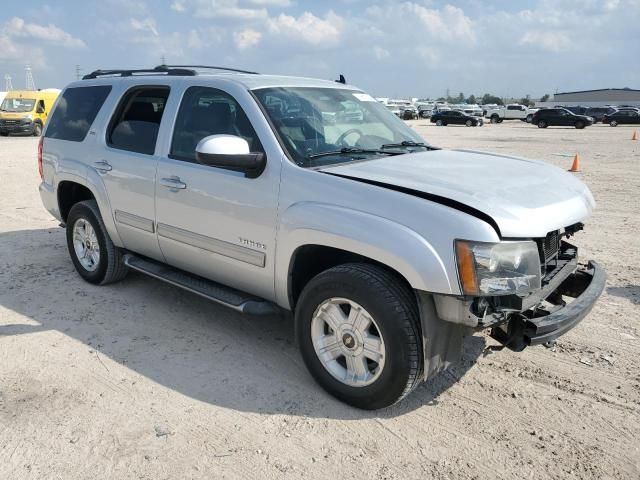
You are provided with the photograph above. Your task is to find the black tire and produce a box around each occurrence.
[537,120,547,128]
[66,200,128,285]
[526,114,533,123]
[610,120,618,127]
[465,120,473,127]
[32,122,43,136]
[575,121,585,129]
[490,115,499,124]
[435,119,443,126]
[0,132,9,136]
[497,118,504,123]
[295,263,422,410]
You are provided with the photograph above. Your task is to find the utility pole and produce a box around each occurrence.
[25,64,36,90]
[4,74,13,91]
[75,65,82,80]
[161,55,166,65]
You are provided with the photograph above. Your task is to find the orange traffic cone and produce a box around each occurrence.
[568,154,580,172]
[633,130,638,141]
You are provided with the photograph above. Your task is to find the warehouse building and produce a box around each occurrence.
[537,88,640,108]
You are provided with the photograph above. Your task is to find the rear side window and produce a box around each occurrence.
[107,86,169,155]
[45,86,111,142]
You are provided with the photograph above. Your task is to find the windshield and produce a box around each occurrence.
[0,98,36,113]
[253,87,428,168]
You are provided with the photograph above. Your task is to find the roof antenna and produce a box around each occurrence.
[335,74,346,84]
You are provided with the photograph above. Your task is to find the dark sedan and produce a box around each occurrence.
[602,110,640,126]
[430,110,483,126]
[530,108,593,129]
[585,107,617,123]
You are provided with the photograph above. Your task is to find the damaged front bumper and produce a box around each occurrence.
[417,244,606,380]
[490,261,605,351]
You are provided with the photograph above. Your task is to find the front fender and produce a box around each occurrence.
[275,202,453,308]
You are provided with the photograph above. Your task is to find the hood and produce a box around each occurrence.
[321,149,595,238]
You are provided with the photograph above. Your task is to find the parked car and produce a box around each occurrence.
[38,65,604,409]
[525,107,540,123]
[400,105,419,120]
[0,89,60,136]
[485,104,528,123]
[385,103,402,117]
[418,105,433,118]
[431,110,483,126]
[561,105,588,115]
[530,108,594,129]
[584,107,617,123]
[602,110,640,126]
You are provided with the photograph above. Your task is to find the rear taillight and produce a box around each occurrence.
[37,137,44,180]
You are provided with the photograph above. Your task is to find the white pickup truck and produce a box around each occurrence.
[486,104,533,123]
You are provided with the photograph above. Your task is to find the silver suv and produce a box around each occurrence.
[38,65,605,409]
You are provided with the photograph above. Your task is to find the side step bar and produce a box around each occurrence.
[123,254,278,315]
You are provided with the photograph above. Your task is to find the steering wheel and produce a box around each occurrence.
[336,128,363,147]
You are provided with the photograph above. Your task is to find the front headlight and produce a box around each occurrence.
[455,240,541,296]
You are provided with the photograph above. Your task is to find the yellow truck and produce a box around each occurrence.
[0,89,60,136]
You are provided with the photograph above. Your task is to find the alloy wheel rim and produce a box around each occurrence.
[311,298,386,387]
[72,218,100,272]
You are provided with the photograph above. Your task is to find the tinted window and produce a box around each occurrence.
[507,105,519,110]
[170,86,263,162]
[45,86,111,142]
[107,86,169,155]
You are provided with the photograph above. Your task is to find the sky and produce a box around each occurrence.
[1,0,639,99]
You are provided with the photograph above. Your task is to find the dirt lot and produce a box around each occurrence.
[1,121,639,479]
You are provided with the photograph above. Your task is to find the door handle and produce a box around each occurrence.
[94,160,112,173]
[160,176,187,190]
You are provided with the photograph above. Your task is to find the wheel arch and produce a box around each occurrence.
[56,176,123,247]
[276,203,453,310]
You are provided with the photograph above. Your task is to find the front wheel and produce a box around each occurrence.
[465,120,473,127]
[490,115,499,124]
[66,200,128,285]
[610,120,618,127]
[575,121,585,129]
[526,114,533,123]
[295,264,422,410]
[32,122,43,136]
[435,119,443,126]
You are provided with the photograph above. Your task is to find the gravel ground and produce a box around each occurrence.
[1,121,639,479]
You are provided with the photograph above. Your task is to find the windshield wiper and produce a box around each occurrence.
[381,140,430,149]
[307,147,403,160]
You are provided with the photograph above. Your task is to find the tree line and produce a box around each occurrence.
[433,92,551,106]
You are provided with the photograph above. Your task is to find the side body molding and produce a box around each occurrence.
[274,202,453,309]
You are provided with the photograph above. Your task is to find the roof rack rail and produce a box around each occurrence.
[156,64,260,75]
[82,66,196,80]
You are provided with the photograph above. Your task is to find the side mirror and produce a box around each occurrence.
[195,135,266,179]
[36,104,45,114]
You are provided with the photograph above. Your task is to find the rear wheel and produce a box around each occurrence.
[435,119,443,126]
[610,120,618,127]
[537,120,548,128]
[295,264,422,410]
[526,114,533,123]
[66,200,128,285]
[490,115,500,124]
[465,120,473,127]
[575,120,585,129]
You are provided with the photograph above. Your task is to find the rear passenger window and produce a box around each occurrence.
[107,86,169,155]
[170,86,263,162]
[45,86,111,142]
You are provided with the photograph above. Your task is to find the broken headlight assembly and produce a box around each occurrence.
[455,240,541,296]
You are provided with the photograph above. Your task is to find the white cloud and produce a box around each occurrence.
[373,46,389,60]
[249,0,291,5]
[519,30,570,51]
[267,10,343,45]
[130,17,159,36]
[2,17,85,48]
[234,28,262,49]
[171,0,267,19]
